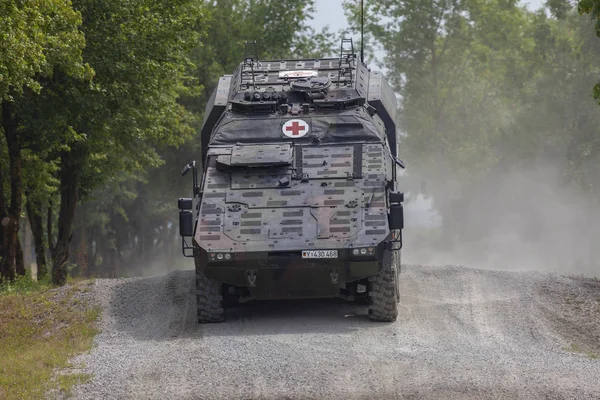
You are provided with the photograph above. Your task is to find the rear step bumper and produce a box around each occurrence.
[203,258,381,288]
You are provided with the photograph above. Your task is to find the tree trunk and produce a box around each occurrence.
[76,227,88,277]
[15,235,24,276]
[68,222,80,272]
[69,214,87,278]
[87,226,97,276]
[23,215,32,271]
[0,132,8,282]
[1,100,22,282]
[47,200,54,259]
[95,233,106,278]
[26,199,47,278]
[51,151,80,286]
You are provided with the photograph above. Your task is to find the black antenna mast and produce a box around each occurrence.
[360,0,364,62]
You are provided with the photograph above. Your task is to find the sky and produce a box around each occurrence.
[310,0,547,33]
[311,0,346,33]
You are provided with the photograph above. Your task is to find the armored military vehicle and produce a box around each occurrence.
[179,40,405,323]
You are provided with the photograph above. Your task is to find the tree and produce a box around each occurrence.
[23,154,60,279]
[0,0,90,281]
[344,0,537,244]
[47,0,207,285]
[75,0,336,278]
[343,0,600,259]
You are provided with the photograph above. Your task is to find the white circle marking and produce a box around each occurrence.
[282,119,309,138]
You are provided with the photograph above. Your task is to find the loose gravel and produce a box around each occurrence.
[65,265,600,400]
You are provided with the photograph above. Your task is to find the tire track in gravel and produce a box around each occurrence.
[67,265,600,400]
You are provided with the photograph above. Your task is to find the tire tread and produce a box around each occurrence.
[196,267,224,323]
[368,250,399,322]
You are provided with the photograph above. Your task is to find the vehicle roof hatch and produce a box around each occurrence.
[216,143,292,169]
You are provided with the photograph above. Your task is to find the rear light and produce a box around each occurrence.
[209,252,234,262]
[350,247,375,257]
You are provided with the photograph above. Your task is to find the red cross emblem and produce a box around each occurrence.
[286,122,305,136]
[282,119,309,138]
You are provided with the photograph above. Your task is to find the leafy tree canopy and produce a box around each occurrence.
[0,0,91,100]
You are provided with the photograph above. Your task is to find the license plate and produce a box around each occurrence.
[302,250,338,259]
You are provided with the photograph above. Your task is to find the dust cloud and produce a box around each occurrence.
[143,163,600,279]
[403,162,600,278]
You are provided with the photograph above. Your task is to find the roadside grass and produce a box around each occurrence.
[57,372,94,397]
[0,274,100,399]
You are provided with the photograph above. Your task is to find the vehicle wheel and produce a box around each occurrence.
[368,250,399,322]
[196,266,225,323]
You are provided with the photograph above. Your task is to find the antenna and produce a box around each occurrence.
[360,0,364,62]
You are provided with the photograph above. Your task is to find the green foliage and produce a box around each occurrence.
[11,0,207,214]
[0,0,92,282]
[346,0,537,184]
[0,0,91,99]
[578,0,600,102]
[347,0,600,175]
[187,0,331,108]
[0,0,211,285]
[343,0,600,246]
[0,269,51,295]
[548,0,572,19]
[578,0,600,31]
[2,0,351,280]
[31,0,209,188]
[73,0,334,277]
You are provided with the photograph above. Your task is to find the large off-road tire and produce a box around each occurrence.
[368,250,399,322]
[196,267,225,323]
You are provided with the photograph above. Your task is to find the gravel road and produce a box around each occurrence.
[66,265,600,400]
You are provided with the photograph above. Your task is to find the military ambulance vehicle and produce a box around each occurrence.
[179,40,405,323]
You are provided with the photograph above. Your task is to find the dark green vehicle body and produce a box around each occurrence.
[179,41,405,322]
